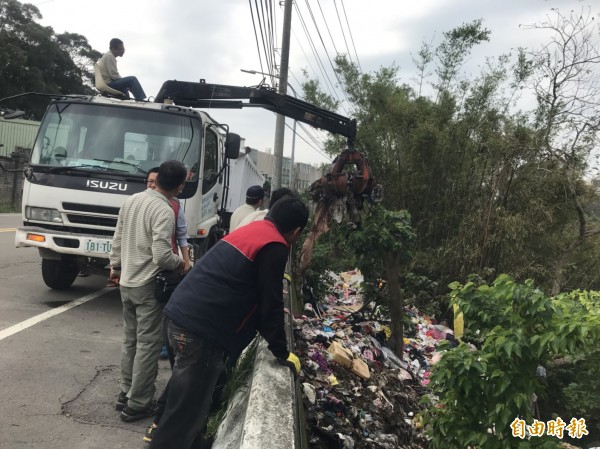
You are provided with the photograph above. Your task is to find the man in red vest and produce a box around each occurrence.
[148,196,308,449]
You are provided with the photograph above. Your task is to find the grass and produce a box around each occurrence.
[205,338,259,437]
[0,204,19,213]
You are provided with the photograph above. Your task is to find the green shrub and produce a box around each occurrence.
[421,275,600,449]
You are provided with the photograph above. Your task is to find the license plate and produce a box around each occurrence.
[83,238,112,254]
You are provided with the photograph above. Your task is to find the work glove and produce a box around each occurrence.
[278,352,301,375]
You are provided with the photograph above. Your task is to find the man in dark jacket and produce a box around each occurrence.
[148,196,308,449]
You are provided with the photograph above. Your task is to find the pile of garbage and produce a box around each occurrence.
[293,270,459,449]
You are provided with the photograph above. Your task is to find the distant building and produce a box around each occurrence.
[293,161,321,191]
[244,147,323,192]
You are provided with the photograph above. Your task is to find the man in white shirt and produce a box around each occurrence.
[97,38,146,100]
[229,185,265,231]
[109,160,187,422]
[236,187,295,229]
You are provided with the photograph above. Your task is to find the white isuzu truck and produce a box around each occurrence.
[7,79,358,290]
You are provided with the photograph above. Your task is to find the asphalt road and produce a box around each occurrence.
[0,213,170,449]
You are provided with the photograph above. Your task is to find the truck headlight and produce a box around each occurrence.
[25,206,63,223]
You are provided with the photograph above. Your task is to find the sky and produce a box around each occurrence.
[34,0,598,165]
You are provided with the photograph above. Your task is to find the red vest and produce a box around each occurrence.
[222,219,288,260]
[169,198,180,254]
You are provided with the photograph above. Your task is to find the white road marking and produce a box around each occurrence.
[0,228,16,233]
[0,288,113,342]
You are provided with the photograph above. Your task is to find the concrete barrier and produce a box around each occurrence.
[213,277,302,449]
[212,338,297,449]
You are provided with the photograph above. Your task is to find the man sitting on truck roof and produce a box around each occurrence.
[97,38,146,101]
[228,185,265,231]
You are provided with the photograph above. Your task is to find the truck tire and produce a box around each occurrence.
[203,228,219,253]
[191,228,219,263]
[41,258,79,290]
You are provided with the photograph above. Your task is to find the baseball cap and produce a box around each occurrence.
[246,185,265,200]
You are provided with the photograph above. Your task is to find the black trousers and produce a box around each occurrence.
[149,318,227,449]
[154,317,175,422]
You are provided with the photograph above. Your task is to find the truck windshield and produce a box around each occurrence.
[30,102,201,176]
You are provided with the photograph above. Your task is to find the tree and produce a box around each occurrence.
[525,8,600,294]
[302,14,600,298]
[346,206,415,356]
[433,18,491,97]
[411,38,434,98]
[0,0,98,118]
[56,32,102,89]
[297,9,600,445]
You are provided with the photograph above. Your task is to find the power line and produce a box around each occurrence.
[280,74,337,154]
[294,2,345,111]
[286,122,332,161]
[268,0,276,71]
[256,0,275,81]
[339,0,362,72]
[260,0,277,84]
[291,28,318,73]
[296,121,328,152]
[316,0,341,58]
[272,0,278,56]
[249,0,279,87]
[333,0,357,69]
[248,0,265,75]
[301,0,351,114]
[288,70,304,94]
[267,0,279,87]
[293,2,335,92]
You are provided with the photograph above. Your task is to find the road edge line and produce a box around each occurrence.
[0,288,112,341]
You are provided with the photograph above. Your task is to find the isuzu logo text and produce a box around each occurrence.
[86,180,128,191]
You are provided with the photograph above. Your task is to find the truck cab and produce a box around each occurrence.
[15,95,239,289]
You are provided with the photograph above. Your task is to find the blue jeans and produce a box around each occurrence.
[149,318,227,449]
[108,76,146,100]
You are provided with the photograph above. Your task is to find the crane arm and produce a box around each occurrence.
[154,80,357,148]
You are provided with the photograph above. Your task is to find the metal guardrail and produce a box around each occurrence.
[283,274,308,449]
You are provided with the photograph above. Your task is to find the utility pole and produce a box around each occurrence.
[272,0,293,190]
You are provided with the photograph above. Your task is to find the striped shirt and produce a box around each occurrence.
[110,189,181,287]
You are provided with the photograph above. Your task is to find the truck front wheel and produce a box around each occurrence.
[191,228,219,263]
[41,258,79,290]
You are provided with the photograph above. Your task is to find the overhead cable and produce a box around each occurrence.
[294,2,345,112]
[301,0,351,114]
[333,0,358,70]
[285,122,332,161]
[248,0,266,75]
[339,0,362,72]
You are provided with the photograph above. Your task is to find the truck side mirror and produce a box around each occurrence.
[225,133,241,159]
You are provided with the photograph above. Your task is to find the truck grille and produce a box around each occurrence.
[66,215,118,227]
[63,203,120,215]
[62,202,119,229]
